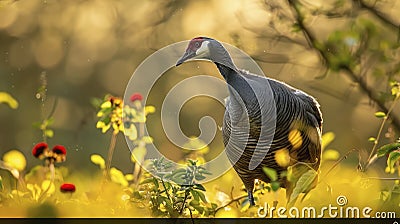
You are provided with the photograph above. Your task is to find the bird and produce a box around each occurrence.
[176,37,322,206]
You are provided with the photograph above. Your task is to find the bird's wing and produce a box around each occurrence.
[293,89,323,131]
[222,103,231,147]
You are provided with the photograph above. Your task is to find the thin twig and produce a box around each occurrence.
[342,66,400,132]
[38,162,55,202]
[161,179,171,201]
[215,194,249,214]
[355,0,399,30]
[106,133,118,179]
[132,104,144,184]
[46,97,59,120]
[321,148,360,180]
[189,208,194,224]
[286,0,400,132]
[365,95,400,169]
[180,190,189,214]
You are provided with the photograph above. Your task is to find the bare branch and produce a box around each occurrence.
[286,0,400,132]
[214,194,248,214]
[355,0,399,30]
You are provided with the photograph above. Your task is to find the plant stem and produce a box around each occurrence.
[38,161,55,202]
[322,148,360,180]
[0,161,26,191]
[133,120,145,184]
[180,189,189,215]
[215,194,248,213]
[17,175,27,191]
[287,0,400,132]
[365,95,400,170]
[106,133,118,179]
[161,179,171,201]
[214,187,266,214]
[354,0,399,31]
[189,207,194,224]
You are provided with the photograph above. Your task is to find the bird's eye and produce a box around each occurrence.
[194,42,201,48]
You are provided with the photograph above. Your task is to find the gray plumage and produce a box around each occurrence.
[177,37,322,206]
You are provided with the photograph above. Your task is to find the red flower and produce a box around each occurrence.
[52,145,67,163]
[32,142,48,159]
[60,183,76,193]
[130,93,143,102]
[52,145,67,155]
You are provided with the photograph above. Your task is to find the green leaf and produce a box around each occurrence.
[91,97,103,108]
[189,199,199,206]
[189,200,205,214]
[100,116,111,125]
[152,177,159,189]
[194,184,206,191]
[90,154,106,169]
[140,178,154,185]
[170,174,185,184]
[32,121,42,128]
[157,196,169,206]
[188,160,197,166]
[45,117,55,126]
[162,197,173,211]
[195,189,207,203]
[192,205,205,214]
[271,181,280,192]
[377,143,400,157]
[368,137,377,143]
[44,129,54,138]
[132,191,143,199]
[163,181,171,190]
[172,168,187,175]
[0,92,18,109]
[190,189,200,201]
[262,167,277,181]
[387,150,400,169]
[288,170,318,205]
[195,174,206,181]
[190,189,207,203]
[374,111,386,118]
[199,169,212,175]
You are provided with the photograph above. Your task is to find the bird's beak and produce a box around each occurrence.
[176,51,195,66]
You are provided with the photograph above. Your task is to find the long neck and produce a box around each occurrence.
[215,62,257,110]
[209,41,257,107]
[215,62,237,81]
[209,41,238,76]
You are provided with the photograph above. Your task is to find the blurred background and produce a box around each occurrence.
[0,0,399,176]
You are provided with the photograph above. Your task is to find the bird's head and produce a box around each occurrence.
[176,37,212,66]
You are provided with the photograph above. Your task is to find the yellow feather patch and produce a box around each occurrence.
[275,148,290,167]
[288,129,303,149]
